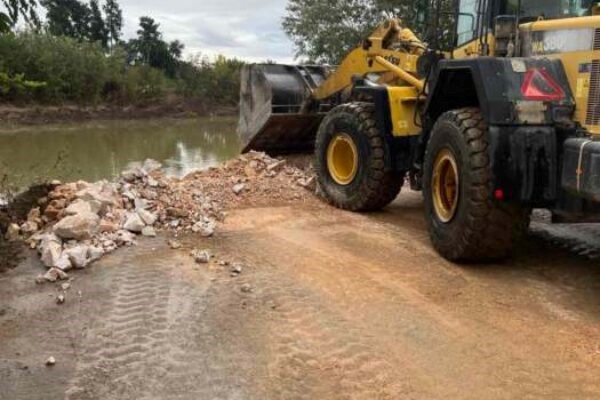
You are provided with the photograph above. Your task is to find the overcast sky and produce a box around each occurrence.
[118,0,295,63]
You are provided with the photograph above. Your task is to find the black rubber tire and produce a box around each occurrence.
[423,108,530,262]
[315,102,403,212]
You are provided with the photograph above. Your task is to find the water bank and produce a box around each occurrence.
[0,101,237,126]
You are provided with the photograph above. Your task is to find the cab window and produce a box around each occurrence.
[457,0,480,45]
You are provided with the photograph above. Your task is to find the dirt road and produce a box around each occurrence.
[1,191,599,399]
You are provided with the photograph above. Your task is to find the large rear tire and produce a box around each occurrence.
[315,102,403,211]
[423,108,530,262]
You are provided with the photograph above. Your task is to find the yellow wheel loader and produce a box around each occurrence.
[238,0,600,262]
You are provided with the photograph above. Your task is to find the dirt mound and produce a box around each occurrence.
[1,152,317,278]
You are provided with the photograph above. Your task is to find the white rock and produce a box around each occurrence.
[65,199,101,216]
[123,213,145,233]
[40,240,63,268]
[5,223,20,241]
[65,245,90,269]
[55,253,73,271]
[134,198,149,210]
[20,221,39,235]
[38,232,61,248]
[191,249,211,264]
[146,176,159,188]
[137,209,157,225]
[53,212,100,240]
[141,226,156,237]
[43,268,69,282]
[76,185,117,214]
[46,356,56,366]
[192,218,216,237]
[87,246,104,262]
[232,183,246,195]
[142,159,162,173]
[116,230,136,245]
[57,294,65,304]
[27,207,41,222]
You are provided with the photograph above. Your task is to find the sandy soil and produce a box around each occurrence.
[1,191,599,399]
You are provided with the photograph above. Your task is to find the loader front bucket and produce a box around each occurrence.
[238,64,328,155]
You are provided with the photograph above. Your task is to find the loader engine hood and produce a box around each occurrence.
[519,16,600,133]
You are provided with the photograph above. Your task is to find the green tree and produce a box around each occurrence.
[42,0,91,40]
[127,17,183,78]
[88,0,108,47]
[0,0,39,33]
[103,0,122,51]
[283,0,454,64]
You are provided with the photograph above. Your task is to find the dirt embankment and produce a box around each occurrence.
[0,99,237,125]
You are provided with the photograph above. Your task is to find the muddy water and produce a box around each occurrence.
[0,117,241,193]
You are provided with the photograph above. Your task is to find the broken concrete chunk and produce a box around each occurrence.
[134,198,149,211]
[266,159,286,172]
[20,221,39,235]
[55,253,73,271]
[87,246,104,262]
[53,212,100,241]
[43,268,69,282]
[199,218,216,238]
[99,220,118,233]
[76,185,117,214]
[232,183,246,195]
[191,249,211,264]
[40,240,63,268]
[65,245,90,269]
[168,240,182,249]
[123,212,145,233]
[231,263,243,275]
[5,223,20,241]
[115,230,136,246]
[137,209,157,226]
[65,199,101,216]
[141,226,157,237]
[142,159,162,173]
[27,207,41,223]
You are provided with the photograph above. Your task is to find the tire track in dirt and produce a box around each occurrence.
[218,206,600,399]
[216,238,421,399]
[65,246,174,400]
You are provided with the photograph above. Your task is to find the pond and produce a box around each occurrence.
[0,117,241,195]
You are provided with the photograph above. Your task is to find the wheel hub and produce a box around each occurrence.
[327,133,358,185]
[432,148,460,223]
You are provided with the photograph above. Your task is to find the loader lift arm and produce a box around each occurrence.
[238,18,429,154]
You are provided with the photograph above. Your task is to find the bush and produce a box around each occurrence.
[0,32,125,104]
[176,55,243,106]
[0,32,244,107]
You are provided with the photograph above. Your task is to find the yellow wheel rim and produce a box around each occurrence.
[432,148,460,223]
[327,133,359,185]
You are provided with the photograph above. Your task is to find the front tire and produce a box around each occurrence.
[423,108,530,262]
[315,102,403,211]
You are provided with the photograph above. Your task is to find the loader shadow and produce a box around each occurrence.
[363,191,600,303]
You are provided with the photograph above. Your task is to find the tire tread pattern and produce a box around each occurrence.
[316,102,402,212]
[425,108,530,261]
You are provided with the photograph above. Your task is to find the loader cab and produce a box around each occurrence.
[452,0,595,57]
